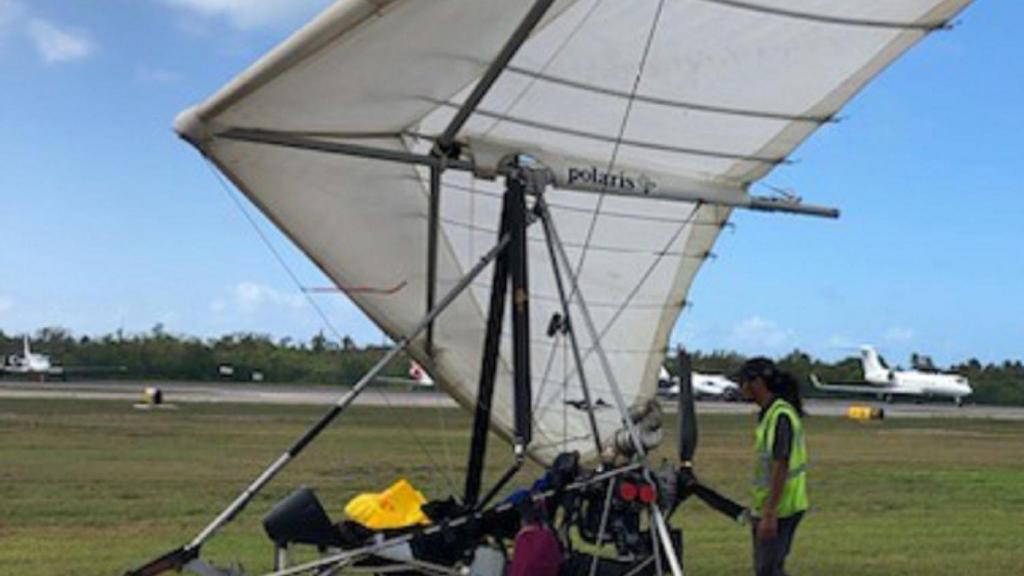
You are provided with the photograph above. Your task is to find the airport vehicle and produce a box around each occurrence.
[658,367,741,401]
[810,345,973,406]
[127,1,972,574]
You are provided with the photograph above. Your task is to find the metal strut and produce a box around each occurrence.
[537,196,603,457]
[537,196,684,576]
[217,126,840,219]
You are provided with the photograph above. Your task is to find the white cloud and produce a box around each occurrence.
[884,326,915,344]
[27,18,94,63]
[159,0,331,30]
[728,316,795,353]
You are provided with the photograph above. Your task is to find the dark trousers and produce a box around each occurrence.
[751,512,803,576]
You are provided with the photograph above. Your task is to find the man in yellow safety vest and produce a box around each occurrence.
[734,358,809,576]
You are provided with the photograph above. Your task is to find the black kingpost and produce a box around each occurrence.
[464,190,512,507]
[508,174,532,447]
[463,171,533,507]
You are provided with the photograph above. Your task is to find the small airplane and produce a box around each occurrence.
[657,367,741,401]
[2,335,127,381]
[810,345,973,406]
[2,336,65,378]
[375,360,435,389]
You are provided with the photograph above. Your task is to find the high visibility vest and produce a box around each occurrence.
[753,399,809,518]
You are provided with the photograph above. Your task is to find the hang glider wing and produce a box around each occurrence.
[176,0,971,463]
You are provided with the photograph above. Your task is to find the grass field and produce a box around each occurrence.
[1,398,1022,575]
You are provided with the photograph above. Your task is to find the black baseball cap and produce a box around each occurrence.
[731,357,776,385]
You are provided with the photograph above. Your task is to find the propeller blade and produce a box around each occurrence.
[693,483,748,523]
[677,349,698,464]
[676,468,748,524]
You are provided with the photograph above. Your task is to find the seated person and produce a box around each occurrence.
[508,498,562,576]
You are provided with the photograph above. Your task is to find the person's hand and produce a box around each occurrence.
[757,511,778,541]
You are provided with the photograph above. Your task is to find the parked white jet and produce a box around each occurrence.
[2,336,127,381]
[811,345,972,406]
[657,367,741,401]
[2,336,63,377]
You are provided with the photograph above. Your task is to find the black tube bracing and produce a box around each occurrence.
[426,164,442,357]
[508,175,533,447]
[464,171,535,507]
[463,195,512,507]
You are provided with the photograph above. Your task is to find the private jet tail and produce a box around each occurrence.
[408,362,434,388]
[375,361,435,388]
[23,335,31,358]
[860,345,893,383]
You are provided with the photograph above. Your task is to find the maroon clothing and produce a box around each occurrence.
[509,525,562,576]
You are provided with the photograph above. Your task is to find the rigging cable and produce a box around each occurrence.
[202,159,462,499]
[571,0,669,300]
[535,201,700,411]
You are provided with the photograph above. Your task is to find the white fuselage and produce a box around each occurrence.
[866,368,972,399]
[861,346,972,400]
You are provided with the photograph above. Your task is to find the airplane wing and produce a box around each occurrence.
[809,373,895,394]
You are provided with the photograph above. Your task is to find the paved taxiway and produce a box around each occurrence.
[2,380,1023,420]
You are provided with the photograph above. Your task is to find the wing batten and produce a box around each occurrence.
[505,65,837,124]
[699,0,954,31]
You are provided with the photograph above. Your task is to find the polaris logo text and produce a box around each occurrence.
[567,166,656,195]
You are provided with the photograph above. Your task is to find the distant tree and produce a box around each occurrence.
[311,331,328,353]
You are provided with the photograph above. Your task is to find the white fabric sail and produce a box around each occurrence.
[176,0,970,463]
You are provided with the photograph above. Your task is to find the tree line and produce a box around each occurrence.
[0,325,407,386]
[3,327,1022,405]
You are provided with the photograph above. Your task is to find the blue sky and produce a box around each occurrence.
[0,1,1020,365]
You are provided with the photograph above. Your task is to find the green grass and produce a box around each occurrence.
[1,399,1022,575]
